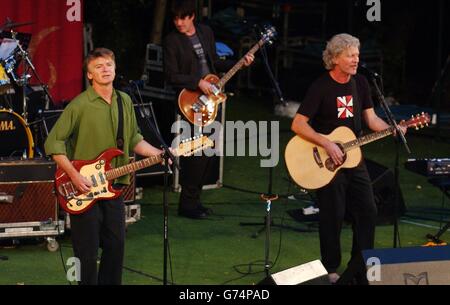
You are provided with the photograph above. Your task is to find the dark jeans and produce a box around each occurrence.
[178,112,220,211]
[69,195,125,285]
[179,154,215,210]
[316,161,377,274]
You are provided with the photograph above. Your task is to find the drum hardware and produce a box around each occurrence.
[2,21,55,123]
[1,18,54,160]
[0,18,34,32]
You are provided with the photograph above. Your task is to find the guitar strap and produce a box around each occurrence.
[116,90,124,151]
[350,77,362,136]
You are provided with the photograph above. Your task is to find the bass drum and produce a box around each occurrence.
[0,109,34,159]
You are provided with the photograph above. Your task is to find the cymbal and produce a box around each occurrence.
[0,21,34,32]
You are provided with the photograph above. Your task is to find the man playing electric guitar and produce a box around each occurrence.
[45,48,164,285]
[291,34,406,284]
[163,0,254,219]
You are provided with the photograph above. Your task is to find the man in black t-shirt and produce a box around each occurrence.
[291,33,406,284]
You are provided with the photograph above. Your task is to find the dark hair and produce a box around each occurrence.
[83,47,115,73]
[170,0,196,19]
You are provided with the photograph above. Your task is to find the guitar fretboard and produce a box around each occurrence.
[343,127,394,152]
[105,155,162,180]
[216,39,265,89]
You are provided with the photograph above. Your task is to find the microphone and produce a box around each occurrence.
[358,62,380,78]
[116,75,146,89]
[128,79,145,88]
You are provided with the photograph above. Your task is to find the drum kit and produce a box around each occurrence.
[0,18,54,160]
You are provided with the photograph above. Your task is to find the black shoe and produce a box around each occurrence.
[198,205,213,215]
[178,208,208,219]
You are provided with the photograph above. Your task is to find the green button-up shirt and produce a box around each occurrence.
[44,86,143,184]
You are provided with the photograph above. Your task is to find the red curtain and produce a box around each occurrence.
[0,0,83,104]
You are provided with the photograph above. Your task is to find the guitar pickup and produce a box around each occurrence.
[211,84,220,96]
[199,95,209,105]
[91,175,98,187]
[98,172,105,184]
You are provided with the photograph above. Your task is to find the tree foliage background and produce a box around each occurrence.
[84,0,449,109]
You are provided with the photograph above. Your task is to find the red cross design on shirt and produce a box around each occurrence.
[337,96,354,119]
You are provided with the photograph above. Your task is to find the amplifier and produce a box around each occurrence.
[405,158,450,177]
[0,159,57,223]
[123,159,136,203]
[0,182,57,223]
[0,158,56,182]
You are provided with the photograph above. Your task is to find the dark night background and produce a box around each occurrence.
[85,0,449,110]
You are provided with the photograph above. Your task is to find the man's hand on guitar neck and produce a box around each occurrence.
[243,53,255,67]
[393,121,408,137]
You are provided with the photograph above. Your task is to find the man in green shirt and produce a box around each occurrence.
[45,48,163,285]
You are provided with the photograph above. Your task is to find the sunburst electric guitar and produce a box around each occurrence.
[178,26,277,127]
[285,113,430,190]
[56,136,213,214]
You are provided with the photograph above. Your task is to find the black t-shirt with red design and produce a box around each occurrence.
[296,73,373,135]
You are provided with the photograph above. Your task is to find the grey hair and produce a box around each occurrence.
[322,33,360,70]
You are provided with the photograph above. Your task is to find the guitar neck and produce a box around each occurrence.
[343,127,394,152]
[105,154,163,180]
[216,40,264,89]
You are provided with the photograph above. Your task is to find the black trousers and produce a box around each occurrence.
[316,161,377,274]
[69,195,125,285]
[178,110,221,211]
[179,154,215,210]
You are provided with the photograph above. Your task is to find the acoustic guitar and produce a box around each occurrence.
[285,113,430,190]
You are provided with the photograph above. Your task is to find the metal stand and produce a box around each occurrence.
[128,81,179,285]
[260,194,278,277]
[238,28,307,237]
[425,177,450,245]
[368,72,410,248]
[10,29,55,122]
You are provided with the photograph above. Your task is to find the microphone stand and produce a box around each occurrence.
[11,29,55,120]
[239,32,309,282]
[368,74,410,248]
[129,81,180,285]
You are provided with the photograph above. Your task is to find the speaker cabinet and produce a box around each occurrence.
[259,260,329,285]
[0,159,63,244]
[0,182,57,223]
[363,246,450,285]
[0,159,57,223]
